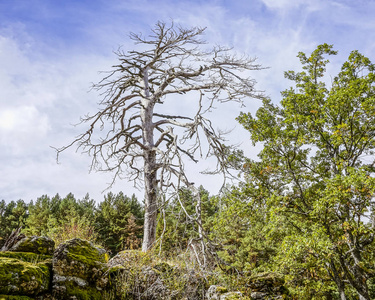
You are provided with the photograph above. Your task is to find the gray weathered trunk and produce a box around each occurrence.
[141,66,158,251]
[142,149,158,251]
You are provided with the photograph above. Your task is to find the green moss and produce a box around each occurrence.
[0,257,50,295]
[0,252,51,263]
[248,272,285,286]
[65,239,106,266]
[60,279,102,300]
[0,295,33,300]
[216,286,228,294]
[153,262,174,273]
[11,236,54,255]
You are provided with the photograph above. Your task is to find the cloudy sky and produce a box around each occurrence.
[1,0,374,203]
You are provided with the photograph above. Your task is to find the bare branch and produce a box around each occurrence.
[55,21,263,253]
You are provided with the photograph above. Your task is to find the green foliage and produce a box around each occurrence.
[95,192,143,253]
[156,186,217,255]
[210,186,281,275]
[24,193,98,246]
[237,44,375,299]
[1,191,143,254]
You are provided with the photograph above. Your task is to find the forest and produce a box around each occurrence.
[2,24,375,299]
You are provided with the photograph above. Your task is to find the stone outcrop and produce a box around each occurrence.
[52,238,108,299]
[0,251,51,297]
[106,250,206,300]
[0,236,289,300]
[247,272,289,299]
[206,285,244,300]
[9,236,55,256]
[206,272,289,299]
[0,236,54,299]
[0,236,107,300]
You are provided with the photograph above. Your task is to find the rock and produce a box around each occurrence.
[206,285,228,299]
[9,236,55,256]
[107,250,206,300]
[247,272,289,299]
[250,291,267,299]
[52,238,108,299]
[220,291,244,299]
[206,286,245,299]
[0,295,34,299]
[0,252,51,297]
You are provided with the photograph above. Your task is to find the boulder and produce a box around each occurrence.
[106,250,206,300]
[206,285,244,300]
[52,238,108,299]
[9,236,55,256]
[0,251,51,297]
[220,291,244,299]
[206,285,228,299]
[247,272,289,299]
[0,296,34,300]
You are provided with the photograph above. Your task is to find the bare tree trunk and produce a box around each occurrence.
[141,66,158,251]
[191,186,207,268]
[142,150,158,251]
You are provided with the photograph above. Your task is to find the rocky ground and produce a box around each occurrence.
[0,235,289,299]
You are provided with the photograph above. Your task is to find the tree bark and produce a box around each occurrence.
[141,66,158,251]
[142,150,158,251]
[328,259,347,300]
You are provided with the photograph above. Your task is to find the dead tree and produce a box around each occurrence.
[56,21,263,252]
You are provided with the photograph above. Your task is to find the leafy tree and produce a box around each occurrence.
[95,192,143,253]
[237,44,375,299]
[56,21,262,251]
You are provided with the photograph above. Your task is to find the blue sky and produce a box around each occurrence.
[1,0,375,203]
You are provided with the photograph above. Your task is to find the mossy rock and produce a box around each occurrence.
[9,236,55,256]
[0,256,51,296]
[52,276,103,300]
[0,251,52,263]
[53,238,107,280]
[248,272,285,288]
[107,250,151,268]
[247,272,289,298]
[153,261,175,273]
[0,295,34,300]
[52,239,108,300]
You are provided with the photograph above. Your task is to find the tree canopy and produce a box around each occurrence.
[237,44,375,299]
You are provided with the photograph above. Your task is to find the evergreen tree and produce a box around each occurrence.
[95,192,143,254]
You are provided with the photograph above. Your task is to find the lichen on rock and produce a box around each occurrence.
[9,236,55,256]
[0,256,51,296]
[0,295,34,299]
[52,238,108,299]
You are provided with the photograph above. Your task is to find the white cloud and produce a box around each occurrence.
[0,106,49,142]
[260,0,321,11]
[1,0,375,203]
